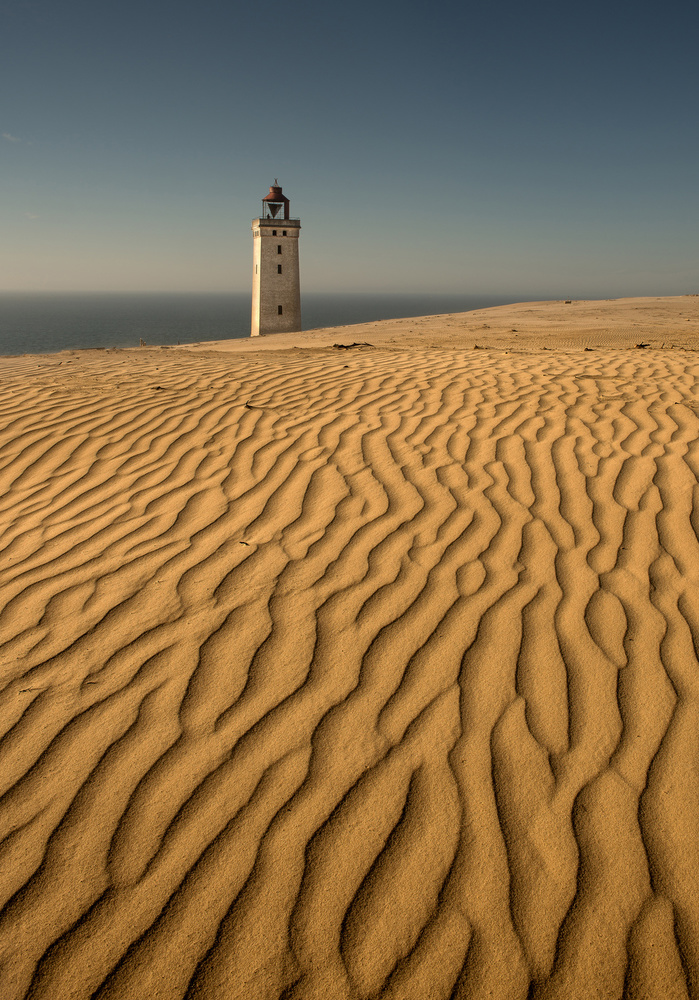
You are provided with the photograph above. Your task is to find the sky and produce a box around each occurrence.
[1,0,698,297]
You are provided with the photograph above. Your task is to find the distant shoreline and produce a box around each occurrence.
[2,295,697,359]
[0,291,514,356]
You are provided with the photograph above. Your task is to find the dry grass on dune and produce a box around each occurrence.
[0,296,699,999]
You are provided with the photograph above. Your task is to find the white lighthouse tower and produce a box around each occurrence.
[251,181,301,336]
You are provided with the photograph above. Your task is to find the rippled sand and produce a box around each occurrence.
[1,296,698,999]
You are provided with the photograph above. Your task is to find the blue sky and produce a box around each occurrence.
[2,0,697,296]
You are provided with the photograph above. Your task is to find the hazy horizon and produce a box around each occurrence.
[2,289,694,303]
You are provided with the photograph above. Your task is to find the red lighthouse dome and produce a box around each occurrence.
[262,180,290,220]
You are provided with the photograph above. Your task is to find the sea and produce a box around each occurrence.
[0,292,519,356]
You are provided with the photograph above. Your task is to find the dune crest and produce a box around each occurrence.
[1,311,698,997]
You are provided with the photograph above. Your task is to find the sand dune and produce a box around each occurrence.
[1,296,699,998]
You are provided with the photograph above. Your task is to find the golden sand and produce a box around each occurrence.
[0,295,698,998]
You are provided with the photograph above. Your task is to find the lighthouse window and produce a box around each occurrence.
[283,230,287,236]
[278,305,283,315]
[277,264,282,274]
[272,230,277,236]
[277,245,282,254]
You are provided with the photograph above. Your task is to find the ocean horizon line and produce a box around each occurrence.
[0,291,528,357]
[2,290,686,357]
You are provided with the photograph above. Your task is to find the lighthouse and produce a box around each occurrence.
[251,181,301,336]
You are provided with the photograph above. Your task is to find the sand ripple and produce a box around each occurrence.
[0,343,698,998]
